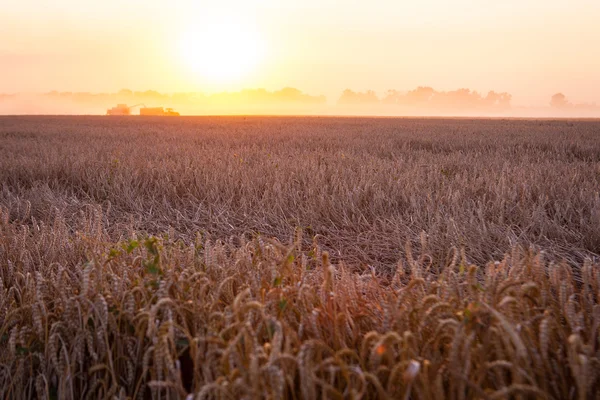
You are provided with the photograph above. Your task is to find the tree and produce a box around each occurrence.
[550,93,569,108]
[382,90,402,104]
[406,86,435,103]
[485,91,512,108]
[337,89,379,105]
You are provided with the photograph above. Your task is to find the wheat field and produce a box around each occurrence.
[0,116,599,399]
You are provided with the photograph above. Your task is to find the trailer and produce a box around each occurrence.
[140,107,180,116]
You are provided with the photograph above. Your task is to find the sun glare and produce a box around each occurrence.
[179,21,265,83]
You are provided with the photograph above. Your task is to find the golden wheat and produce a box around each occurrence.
[0,214,598,398]
[1,116,599,398]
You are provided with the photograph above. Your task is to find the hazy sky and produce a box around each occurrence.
[2,0,599,105]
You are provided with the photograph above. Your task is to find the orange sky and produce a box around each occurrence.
[1,0,600,106]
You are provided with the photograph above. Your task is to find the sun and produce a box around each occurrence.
[179,21,265,83]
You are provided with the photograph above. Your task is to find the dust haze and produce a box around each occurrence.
[1,87,599,117]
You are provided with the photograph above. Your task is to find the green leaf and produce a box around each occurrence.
[267,321,276,337]
[144,260,161,275]
[144,237,159,256]
[278,299,288,312]
[463,308,472,323]
[108,248,121,259]
[147,279,160,290]
[123,240,139,254]
[273,276,282,287]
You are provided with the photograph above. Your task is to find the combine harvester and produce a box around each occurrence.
[106,104,180,116]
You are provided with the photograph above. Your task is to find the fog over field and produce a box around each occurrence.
[2,88,600,118]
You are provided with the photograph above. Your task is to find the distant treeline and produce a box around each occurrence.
[41,88,327,106]
[1,87,598,116]
[549,92,600,111]
[338,87,512,111]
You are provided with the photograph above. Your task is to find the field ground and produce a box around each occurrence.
[2,116,600,266]
[1,116,599,399]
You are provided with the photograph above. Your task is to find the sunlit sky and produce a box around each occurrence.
[1,0,599,105]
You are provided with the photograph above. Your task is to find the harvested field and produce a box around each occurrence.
[0,116,599,399]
